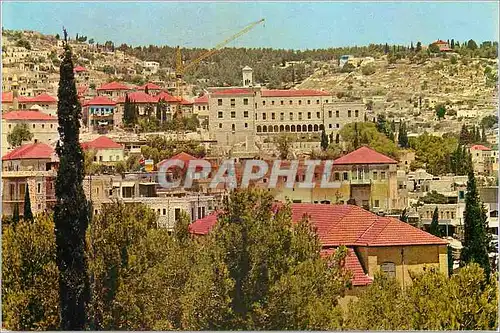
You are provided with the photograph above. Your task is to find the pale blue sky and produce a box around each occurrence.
[1,1,498,49]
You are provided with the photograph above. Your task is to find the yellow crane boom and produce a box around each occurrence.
[173,18,265,118]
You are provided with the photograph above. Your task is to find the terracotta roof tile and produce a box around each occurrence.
[2,110,57,121]
[2,142,54,161]
[74,65,87,72]
[333,146,397,165]
[137,82,162,90]
[83,96,117,106]
[26,93,57,103]
[127,91,157,103]
[81,136,122,150]
[2,91,13,103]
[211,88,253,96]
[470,144,491,151]
[321,248,373,286]
[156,91,182,103]
[261,89,331,97]
[194,94,208,104]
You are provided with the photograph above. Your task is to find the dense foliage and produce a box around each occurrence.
[409,133,458,175]
[7,123,33,147]
[53,33,90,329]
[339,122,399,158]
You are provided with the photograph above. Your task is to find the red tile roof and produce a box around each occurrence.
[77,86,88,97]
[2,142,54,161]
[321,248,373,286]
[261,89,331,97]
[97,81,130,91]
[181,98,193,105]
[127,91,158,103]
[194,94,209,104]
[157,152,198,168]
[190,203,447,247]
[137,82,162,90]
[81,136,122,150]
[189,212,218,235]
[26,93,57,103]
[333,146,397,165]
[155,91,182,103]
[2,110,57,121]
[2,91,13,103]
[470,144,491,151]
[74,65,87,72]
[83,96,116,106]
[433,40,448,44]
[211,88,253,96]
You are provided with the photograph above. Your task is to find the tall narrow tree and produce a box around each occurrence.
[12,202,20,225]
[460,153,491,279]
[23,184,33,222]
[320,129,329,151]
[481,125,487,143]
[353,122,360,149]
[54,29,90,330]
[430,206,441,237]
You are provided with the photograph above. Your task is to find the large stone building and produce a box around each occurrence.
[190,203,449,291]
[207,67,365,151]
[2,110,59,155]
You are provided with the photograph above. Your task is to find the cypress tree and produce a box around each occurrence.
[320,129,328,151]
[481,125,487,143]
[430,206,441,237]
[398,122,409,148]
[474,126,481,143]
[12,202,20,225]
[329,132,334,145]
[459,124,470,145]
[23,184,33,222]
[399,207,408,223]
[353,122,360,149]
[460,156,491,279]
[54,29,90,330]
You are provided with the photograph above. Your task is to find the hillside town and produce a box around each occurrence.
[1,16,498,331]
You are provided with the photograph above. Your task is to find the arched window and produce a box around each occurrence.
[274,125,279,132]
[263,126,267,133]
[313,124,319,131]
[308,124,313,132]
[319,124,324,130]
[256,125,262,133]
[302,124,307,132]
[268,125,273,132]
[291,125,296,132]
[285,125,290,132]
[297,125,302,132]
[279,125,284,132]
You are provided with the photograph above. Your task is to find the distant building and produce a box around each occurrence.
[2,110,58,155]
[143,61,160,75]
[82,96,117,133]
[81,136,125,163]
[96,81,130,98]
[339,55,354,68]
[470,144,497,177]
[431,40,452,52]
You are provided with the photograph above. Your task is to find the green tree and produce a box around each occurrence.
[340,122,399,158]
[2,215,60,330]
[7,123,34,147]
[435,104,446,119]
[320,129,329,151]
[399,208,408,223]
[275,133,293,159]
[460,162,491,279]
[416,41,422,52]
[419,190,448,205]
[398,121,409,148]
[467,39,478,50]
[428,43,440,53]
[480,115,497,129]
[55,33,60,40]
[430,207,441,237]
[53,30,90,330]
[481,125,487,143]
[12,202,20,225]
[23,184,33,222]
[123,95,137,126]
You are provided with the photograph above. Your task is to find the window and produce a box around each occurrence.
[244,123,248,128]
[329,124,332,129]
[218,99,222,106]
[42,124,45,129]
[272,100,275,105]
[355,110,359,117]
[348,110,352,117]
[451,212,455,219]
[317,112,320,119]
[243,98,248,105]
[373,171,378,180]
[244,111,249,118]
[37,183,42,194]
[336,110,339,117]
[8,124,11,129]
[281,100,284,105]
[381,172,386,180]
[381,262,396,277]
[334,172,340,181]
[262,100,266,106]
[218,111,223,118]
[289,100,293,105]
[343,172,348,180]
[231,111,236,118]
[280,113,284,121]
[325,100,329,103]
[33,124,36,129]
[307,112,311,119]
[298,100,302,105]
[336,124,340,128]
[374,200,380,207]
[307,100,311,104]
[262,113,267,120]
[316,100,320,104]
[329,110,332,118]
[232,124,235,131]
[230,99,236,108]
[198,106,201,111]
[219,123,222,129]
[289,112,293,121]
[272,113,275,120]
[175,208,181,221]
[99,156,103,162]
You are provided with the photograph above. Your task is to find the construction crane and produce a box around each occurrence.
[173,18,265,118]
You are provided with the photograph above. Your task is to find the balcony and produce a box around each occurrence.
[350,178,371,185]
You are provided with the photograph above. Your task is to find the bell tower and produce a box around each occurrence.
[242,66,253,87]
